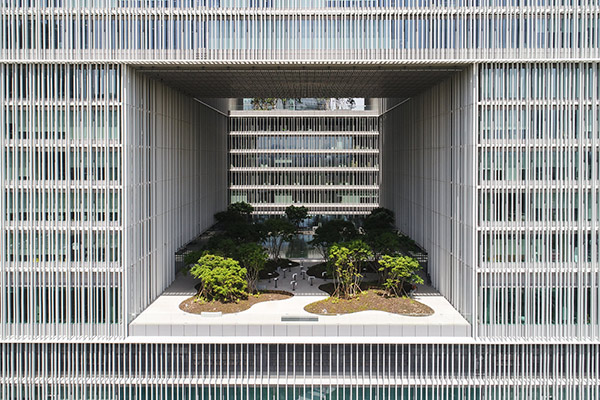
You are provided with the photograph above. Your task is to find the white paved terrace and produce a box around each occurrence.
[129,261,471,340]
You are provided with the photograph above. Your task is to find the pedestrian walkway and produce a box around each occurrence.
[259,260,328,296]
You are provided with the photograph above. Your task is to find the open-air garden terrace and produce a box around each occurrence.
[129,205,471,340]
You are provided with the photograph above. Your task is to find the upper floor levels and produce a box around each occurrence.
[1,2,599,63]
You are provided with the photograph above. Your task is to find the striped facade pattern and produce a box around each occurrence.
[122,69,228,323]
[0,65,227,340]
[229,115,379,215]
[1,63,126,339]
[380,67,477,324]
[381,63,600,340]
[2,342,599,400]
[0,0,599,398]
[476,63,600,340]
[0,1,599,63]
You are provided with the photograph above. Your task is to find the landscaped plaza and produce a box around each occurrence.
[129,261,470,339]
[134,204,459,331]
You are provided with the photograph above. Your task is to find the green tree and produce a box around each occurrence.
[378,255,423,297]
[309,219,358,259]
[183,251,203,267]
[365,231,401,262]
[251,98,302,110]
[251,98,277,110]
[228,202,254,221]
[236,243,268,293]
[204,235,237,258]
[263,218,296,263]
[328,240,373,298]
[190,254,248,302]
[215,208,261,243]
[363,207,395,234]
[285,205,309,230]
[398,233,421,254]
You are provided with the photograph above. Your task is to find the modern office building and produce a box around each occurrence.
[229,102,380,215]
[1,1,600,399]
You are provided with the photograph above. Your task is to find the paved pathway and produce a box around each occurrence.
[260,260,328,296]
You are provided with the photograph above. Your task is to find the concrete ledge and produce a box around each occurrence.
[129,322,470,338]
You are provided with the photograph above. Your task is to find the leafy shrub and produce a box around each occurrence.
[398,234,421,254]
[328,240,373,298]
[190,254,248,303]
[378,255,423,297]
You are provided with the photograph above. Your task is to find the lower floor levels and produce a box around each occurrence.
[1,342,599,399]
[2,383,599,400]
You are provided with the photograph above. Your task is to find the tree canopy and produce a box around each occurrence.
[235,242,268,293]
[363,207,395,234]
[285,205,309,229]
[215,205,261,243]
[228,202,254,220]
[190,254,248,302]
[310,219,358,259]
[204,235,238,258]
[262,218,296,262]
[365,230,401,262]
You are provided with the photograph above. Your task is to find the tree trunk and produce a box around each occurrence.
[274,236,284,262]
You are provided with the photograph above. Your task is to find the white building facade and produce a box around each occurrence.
[229,113,380,216]
[1,1,600,398]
